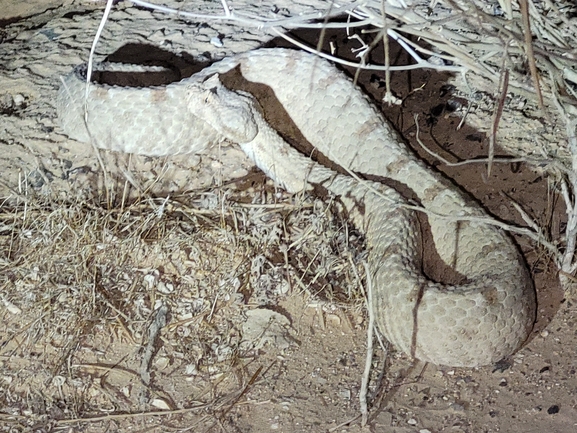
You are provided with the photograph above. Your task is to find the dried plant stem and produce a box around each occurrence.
[488,68,509,176]
[518,0,547,117]
[559,119,577,284]
[359,261,375,426]
[412,117,560,257]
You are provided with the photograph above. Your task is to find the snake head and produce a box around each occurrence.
[185,74,259,144]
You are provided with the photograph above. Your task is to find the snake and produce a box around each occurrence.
[57,48,536,367]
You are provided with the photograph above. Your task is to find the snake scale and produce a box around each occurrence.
[57,48,536,367]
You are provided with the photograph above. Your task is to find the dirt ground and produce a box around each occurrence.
[1,1,576,432]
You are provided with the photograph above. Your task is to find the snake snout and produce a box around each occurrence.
[186,74,259,144]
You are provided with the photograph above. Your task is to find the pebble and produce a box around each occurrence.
[547,405,560,414]
[156,280,174,294]
[1,297,21,315]
[210,36,224,47]
[151,398,171,410]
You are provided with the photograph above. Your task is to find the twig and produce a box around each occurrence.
[201,365,265,432]
[82,0,116,206]
[410,116,560,255]
[518,0,548,119]
[549,84,577,285]
[413,113,565,171]
[270,28,463,72]
[140,303,168,385]
[55,403,212,424]
[126,0,365,28]
[502,191,560,262]
[359,261,375,426]
[489,67,509,176]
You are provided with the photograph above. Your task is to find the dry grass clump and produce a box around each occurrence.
[369,0,577,163]
[0,181,365,429]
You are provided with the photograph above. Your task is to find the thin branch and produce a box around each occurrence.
[518,0,548,118]
[359,261,375,426]
[270,28,464,72]
[489,67,509,176]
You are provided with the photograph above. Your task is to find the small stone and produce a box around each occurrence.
[326,313,341,326]
[210,36,223,47]
[185,363,198,376]
[156,280,174,294]
[151,398,171,410]
[339,389,351,400]
[154,356,170,369]
[450,403,465,412]
[547,405,560,415]
[143,274,157,289]
[1,298,21,315]
[13,93,25,106]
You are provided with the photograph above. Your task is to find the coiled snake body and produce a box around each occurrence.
[57,48,536,367]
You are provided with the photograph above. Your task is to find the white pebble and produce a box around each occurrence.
[210,36,223,47]
[151,398,171,410]
[143,274,157,289]
[13,93,25,106]
[156,280,174,294]
[2,297,21,315]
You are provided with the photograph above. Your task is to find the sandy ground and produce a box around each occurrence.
[1,1,576,432]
